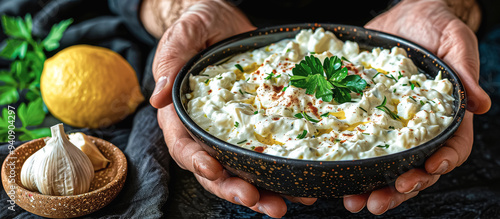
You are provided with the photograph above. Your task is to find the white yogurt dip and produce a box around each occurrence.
[186,28,454,161]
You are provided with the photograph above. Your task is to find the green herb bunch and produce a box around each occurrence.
[0,14,73,141]
[289,55,367,103]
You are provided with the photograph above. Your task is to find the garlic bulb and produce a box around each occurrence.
[69,132,110,171]
[20,124,94,196]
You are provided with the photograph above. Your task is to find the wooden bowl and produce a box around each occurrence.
[1,136,127,218]
[172,23,467,197]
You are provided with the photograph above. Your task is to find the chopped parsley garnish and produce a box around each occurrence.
[362,133,370,135]
[410,81,415,90]
[388,126,395,129]
[359,106,367,113]
[408,96,417,102]
[320,112,330,117]
[385,74,398,82]
[204,79,210,84]
[420,100,425,105]
[376,96,400,120]
[251,146,255,150]
[254,111,258,114]
[377,144,390,149]
[236,139,247,144]
[282,86,288,92]
[297,130,308,139]
[290,55,367,103]
[239,89,244,95]
[294,112,319,123]
[341,56,351,63]
[234,121,239,127]
[264,72,275,80]
[235,64,244,72]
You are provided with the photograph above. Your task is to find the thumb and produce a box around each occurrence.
[149,0,255,109]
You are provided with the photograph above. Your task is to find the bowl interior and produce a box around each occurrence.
[174,23,466,164]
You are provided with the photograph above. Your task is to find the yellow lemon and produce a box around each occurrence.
[41,45,144,128]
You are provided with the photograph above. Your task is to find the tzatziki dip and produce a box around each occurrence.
[186,28,454,161]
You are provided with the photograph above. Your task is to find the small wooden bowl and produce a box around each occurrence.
[1,136,127,218]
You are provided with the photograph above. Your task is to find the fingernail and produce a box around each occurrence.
[388,200,395,209]
[234,196,243,205]
[258,205,269,216]
[152,76,168,96]
[433,160,449,175]
[404,182,421,194]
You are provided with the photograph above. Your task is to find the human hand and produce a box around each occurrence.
[344,0,491,214]
[149,1,316,217]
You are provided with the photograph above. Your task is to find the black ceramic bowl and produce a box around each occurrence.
[172,23,467,198]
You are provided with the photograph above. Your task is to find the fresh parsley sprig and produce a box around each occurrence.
[376,96,400,120]
[0,14,73,141]
[289,55,367,103]
[0,98,50,142]
[294,112,319,123]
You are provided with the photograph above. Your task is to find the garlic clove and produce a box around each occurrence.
[69,132,110,171]
[20,124,94,196]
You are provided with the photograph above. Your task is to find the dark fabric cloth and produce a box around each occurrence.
[0,0,169,218]
[1,0,500,218]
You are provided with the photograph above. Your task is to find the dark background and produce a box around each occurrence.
[1,0,500,218]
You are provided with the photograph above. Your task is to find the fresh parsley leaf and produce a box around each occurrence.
[320,112,330,117]
[376,96,400,120]
[0,38,28,59]
[234,121,239,127]
[25,127,50,140]
[235,64,244,72]
[290,55,366,103]
[18,98,45,126]
[1,15,31,40]
[297,130,308,139]
[0,72,17,85]
[237,139,247,144]
[377,144,390,149]
[42,18,73,51]
[0,86,19,105]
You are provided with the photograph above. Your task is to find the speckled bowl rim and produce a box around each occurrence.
[173,23,467,166]
[3,136,127,198]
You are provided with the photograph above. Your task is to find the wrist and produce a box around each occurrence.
[140,0,207,39]
[442,0,482,32]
